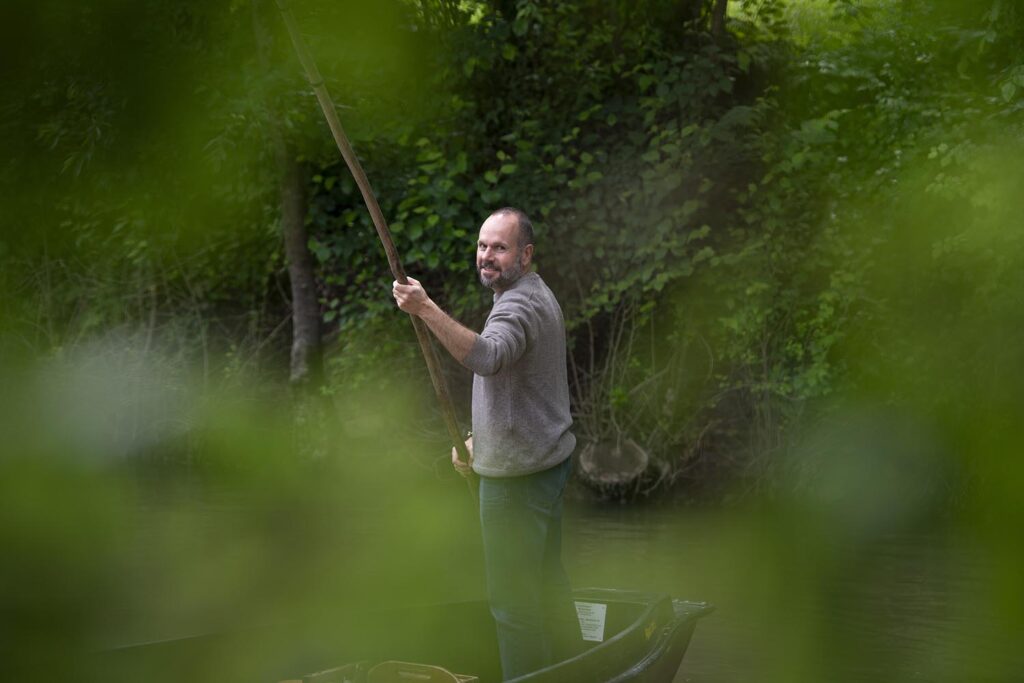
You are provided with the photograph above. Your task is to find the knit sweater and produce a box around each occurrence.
[462,272,576,477]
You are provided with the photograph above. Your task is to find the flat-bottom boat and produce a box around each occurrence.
[98,588,712,683]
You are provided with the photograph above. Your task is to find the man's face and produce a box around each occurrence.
[476,213,533,291]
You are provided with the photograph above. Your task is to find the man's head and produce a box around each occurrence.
[476,207,534,291]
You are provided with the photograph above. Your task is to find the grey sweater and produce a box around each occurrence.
[463,272,576,477]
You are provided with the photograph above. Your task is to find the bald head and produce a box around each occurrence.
[489,207,534,249]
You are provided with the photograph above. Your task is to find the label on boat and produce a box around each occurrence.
[574,601,608,642]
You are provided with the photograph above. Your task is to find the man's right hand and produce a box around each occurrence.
[451,436,473,478]
[392,277,433,317]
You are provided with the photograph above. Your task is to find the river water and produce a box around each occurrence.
[98,470,1020,683]
[562,502,1019,683]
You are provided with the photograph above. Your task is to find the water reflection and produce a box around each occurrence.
[563,503,1021,682]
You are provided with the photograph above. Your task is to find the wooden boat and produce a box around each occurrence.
[96,588,712,683]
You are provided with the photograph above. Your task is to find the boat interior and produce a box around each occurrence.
[95,590,688,683]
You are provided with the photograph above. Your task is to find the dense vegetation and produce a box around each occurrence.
[3,2,1024,681]
[3,0,1023,502]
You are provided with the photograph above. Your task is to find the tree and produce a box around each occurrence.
[711,0,728,37]
[252,0,322,388]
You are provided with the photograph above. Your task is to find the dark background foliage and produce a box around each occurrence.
[2,0,1022,502]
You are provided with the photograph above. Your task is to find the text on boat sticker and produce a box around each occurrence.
[574,601,607,642]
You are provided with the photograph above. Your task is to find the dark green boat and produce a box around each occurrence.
[97,588,712,682]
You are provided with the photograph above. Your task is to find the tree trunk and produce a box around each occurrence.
[252,0,322,388]
[280,155,322,386]
[711,0,728,38]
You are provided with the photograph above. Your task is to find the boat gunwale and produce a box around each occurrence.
[507,587,712,682]
[601,598,715,683]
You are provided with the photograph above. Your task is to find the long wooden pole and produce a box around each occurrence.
[273,0,473,472]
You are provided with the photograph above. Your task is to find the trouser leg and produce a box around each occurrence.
[479,457,572,680]
[540,475,579,658]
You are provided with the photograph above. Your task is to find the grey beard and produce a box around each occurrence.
[478,258,525,290]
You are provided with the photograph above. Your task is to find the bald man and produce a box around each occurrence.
[392,207,576,679]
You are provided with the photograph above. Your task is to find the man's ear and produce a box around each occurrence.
[521,243,534,267]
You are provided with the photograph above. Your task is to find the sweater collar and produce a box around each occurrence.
[492,271,538,301]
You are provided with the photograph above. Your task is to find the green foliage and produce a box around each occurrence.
[4,5,1024,679]
[4,0,1023,499]
[671,0,1024,492]
[306,1,734,380]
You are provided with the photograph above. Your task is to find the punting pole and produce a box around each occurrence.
[273,0,475,484]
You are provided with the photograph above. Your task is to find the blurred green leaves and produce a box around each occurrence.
[2,1,1024,680]
[0,342,484,680]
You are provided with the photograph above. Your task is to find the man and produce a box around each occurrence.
[391,207,576,680]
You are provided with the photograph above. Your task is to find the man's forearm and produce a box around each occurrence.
[419,300,478,363]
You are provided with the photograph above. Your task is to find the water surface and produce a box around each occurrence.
[564,503,1018,682]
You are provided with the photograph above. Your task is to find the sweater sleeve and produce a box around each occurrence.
[462,292,530,377]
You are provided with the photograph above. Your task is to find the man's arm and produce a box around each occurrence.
[392,277,477,363]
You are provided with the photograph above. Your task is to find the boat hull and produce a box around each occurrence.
[95,589,712,683]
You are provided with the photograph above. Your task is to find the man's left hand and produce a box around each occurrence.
[452,436,474,478]
[392,277,431,316]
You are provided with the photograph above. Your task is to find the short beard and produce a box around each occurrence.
[478,257,525,290]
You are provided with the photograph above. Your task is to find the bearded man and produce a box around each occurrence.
[391,207,576,680]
